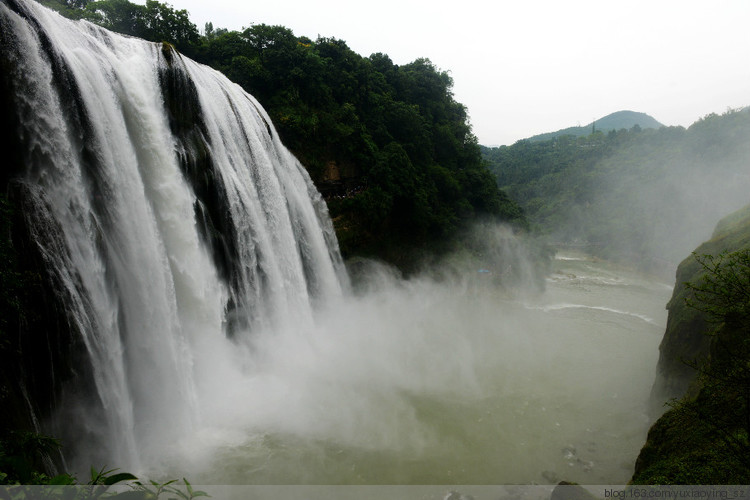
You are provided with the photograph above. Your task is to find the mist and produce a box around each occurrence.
[124,223,672,485]
[528,114,750,276]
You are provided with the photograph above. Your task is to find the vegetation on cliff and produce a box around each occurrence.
[651,205,750,402]
[37,0,525,269]
[632,204,750,484]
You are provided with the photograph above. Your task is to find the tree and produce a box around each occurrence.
[633,248,750,484]
[84,0,199,54]
[687,250,750,333]
[142,0,199,48]
[85,0,146,37]
[243,24,297,64]
[682,249,750,476]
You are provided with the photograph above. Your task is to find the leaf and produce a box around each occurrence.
[48,473,77,485]
[89,466,117,484]
[103,472,139,485]
[164,486,189,500]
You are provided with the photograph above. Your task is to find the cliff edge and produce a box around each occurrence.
[632,203,750,483]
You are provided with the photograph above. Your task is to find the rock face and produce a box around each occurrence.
[650,204,750,406]
[648,258,710,405]
[633,204,750,484]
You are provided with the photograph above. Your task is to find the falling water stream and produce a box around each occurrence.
[2,0,672,487]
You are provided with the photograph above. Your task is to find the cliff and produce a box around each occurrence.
[650,203,750,403]
[632,203,750,483]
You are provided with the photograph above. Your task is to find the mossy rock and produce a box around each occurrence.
[632,403,749,484]
[650,203,750,403]
[635,203,750,484]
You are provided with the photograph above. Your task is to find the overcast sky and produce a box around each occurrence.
[161,0,748,146]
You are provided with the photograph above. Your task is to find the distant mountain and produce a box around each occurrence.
[482,108,750,275]
[527,110,663,142]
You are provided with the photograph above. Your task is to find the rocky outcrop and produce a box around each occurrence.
[633,203,750,484]
[650,203,750,406]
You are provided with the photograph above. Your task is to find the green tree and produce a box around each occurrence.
[632,248,750,484]
[683,250,750,472]
[141,0,199,48]
[85,0,146,37]
[83,0,198,54]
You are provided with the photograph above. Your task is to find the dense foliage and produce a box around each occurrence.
[39,0,524,268]
[483,109,750,274]
[0,444,208,500]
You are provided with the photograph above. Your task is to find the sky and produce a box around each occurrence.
[158,0,749,146]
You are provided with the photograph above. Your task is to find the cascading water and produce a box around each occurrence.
[1,0,347,473]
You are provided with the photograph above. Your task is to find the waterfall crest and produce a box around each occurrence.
[1,0,347,471]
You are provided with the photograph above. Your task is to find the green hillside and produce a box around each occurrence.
[482,108,750,274]
[527,110,663,142]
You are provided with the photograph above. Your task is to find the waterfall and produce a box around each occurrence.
[1,0,347,472]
